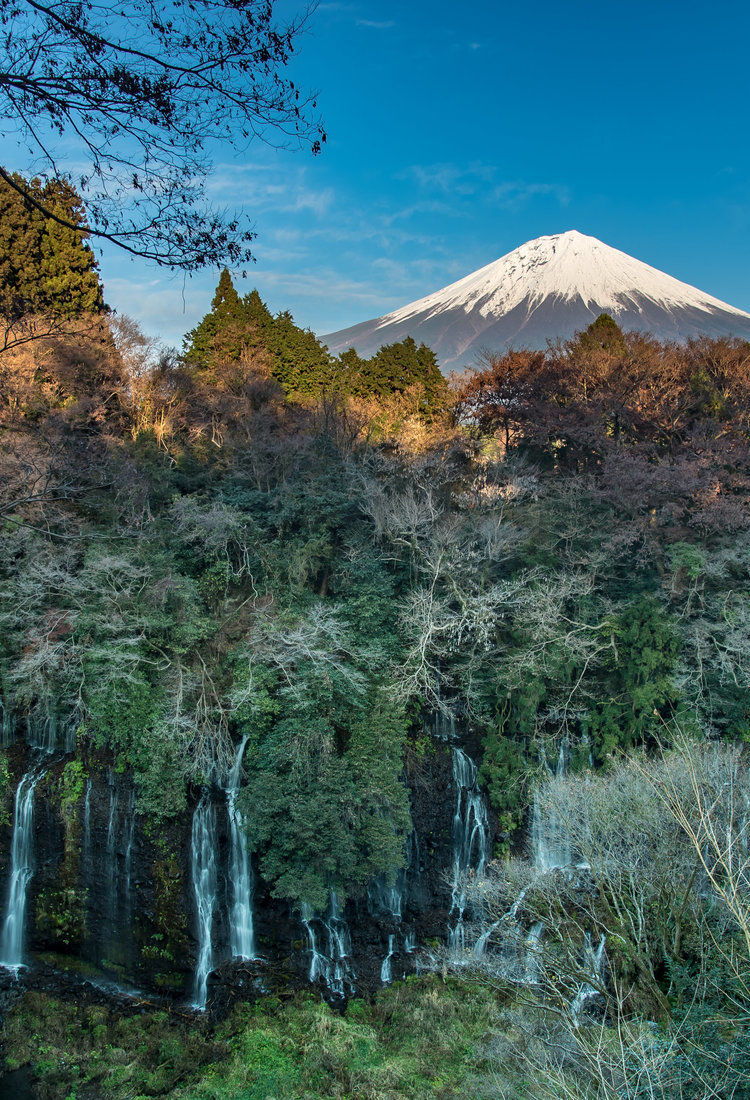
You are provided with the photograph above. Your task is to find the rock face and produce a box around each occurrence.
[0,731,480,1012]
[322,231,750,371]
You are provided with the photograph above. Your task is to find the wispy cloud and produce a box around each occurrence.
[356,19,396,29]
[403,162,570,212]
[405,161,497,196]
[204,162,335,218]
[492,181,571,211]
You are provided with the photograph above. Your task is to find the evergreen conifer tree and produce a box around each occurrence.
[243,288,274,342]
[357,336,448,415]
[267,309,332,398]
[185,274,333,398]
[0,170,104,323]
[38,179,104,315]
[183,268,252,370]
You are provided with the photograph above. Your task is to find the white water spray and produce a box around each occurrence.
[532,744,573,871]
[380,934,396,984]
[191,793,219,1009]
[0,759,47,968]
[301,893,356,998]
[448,748,490,949]
[225,736,256,960]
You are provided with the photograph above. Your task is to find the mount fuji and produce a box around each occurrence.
[321,231,750,372]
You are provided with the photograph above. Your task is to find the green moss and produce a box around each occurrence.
[3,978,499,1100]
[59,759,86,816]
[0,751,12,827]
[149,845,189,965]
[35,885,85,949]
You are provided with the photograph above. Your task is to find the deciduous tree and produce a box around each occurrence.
[0,0,325,269]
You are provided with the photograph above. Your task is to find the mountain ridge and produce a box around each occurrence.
[322,231,750,371]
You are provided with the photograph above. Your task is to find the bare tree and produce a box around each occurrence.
[450,741,750,1100]
[0,0,325,269]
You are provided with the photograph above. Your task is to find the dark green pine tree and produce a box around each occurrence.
[243,288,274,343]
[357,336,448,415]
[38,178,104,315]
[266,309,333,398]
[0,170,104,321]
[184,274,333,398]
[0,172,45,321]
[183,268,251,370]
[576,312,627,356]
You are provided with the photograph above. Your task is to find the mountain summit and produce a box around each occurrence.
[322,231,750,371]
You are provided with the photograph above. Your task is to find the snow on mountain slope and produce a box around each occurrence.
[321,231,750,372]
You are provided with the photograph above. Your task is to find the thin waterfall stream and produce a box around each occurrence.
[448,747,490,949]
[301,892,356,998]
[531,744,572,871]
[191,792,219,1010]
[0,757,48,968]
[225,735,256,961]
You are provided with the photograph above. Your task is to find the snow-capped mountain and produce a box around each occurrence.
[321,231,750,371]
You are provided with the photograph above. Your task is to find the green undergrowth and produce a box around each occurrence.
[2,977,499,1099]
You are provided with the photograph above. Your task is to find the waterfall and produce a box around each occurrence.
[0,698,14,748]
[122,787,136,965]
[81,778,93,930]
[300,892,356,998]
[531,744,572,871]
[523,921,544,983]
[380,934,396,984]
[225,736,256,961]
[25,710,76,754]
[191,792,219,1009]
[301,904,324,982]
[473,919,501,959]
[105,772,119,950]
[82,778,92,868]
[448,748,490,949]
[571,934,606,1024]
[0,759,47,968]
[367,874,404,921]
[98,772,138,971]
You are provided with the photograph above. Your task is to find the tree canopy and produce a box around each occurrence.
[183,271,333,397]
[0,170,105,350]
[0,0,325,270]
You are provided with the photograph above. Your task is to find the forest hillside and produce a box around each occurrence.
[1,187,750,1098]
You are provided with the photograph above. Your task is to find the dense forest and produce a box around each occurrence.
[1,172,750,1098]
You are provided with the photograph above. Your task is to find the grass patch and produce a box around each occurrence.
[3,977,500,1099]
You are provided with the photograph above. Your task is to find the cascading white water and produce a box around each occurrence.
[25,710,76,754]
[105,772,119,945]
[473,745,574,975]
[523,921,544,983]
[0,699,14,748]
[225,735,256,960]
[83,779,92,853]
[0,760,47,967]
[301,903,324,982]
[99,773,138,971]
[571,934,606,1024]
[448,748,490,949]
[367,874,404,921]
[300,892,356,998]
[531,744,572,871]
[473,919,501,959]
[191,793,219,1009]
[380,934,396,984]
[122,788,135,965]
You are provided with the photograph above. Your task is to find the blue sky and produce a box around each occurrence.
[98,0,750,349]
